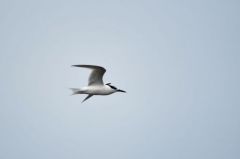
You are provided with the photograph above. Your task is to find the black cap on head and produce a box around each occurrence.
[106,83,117,90]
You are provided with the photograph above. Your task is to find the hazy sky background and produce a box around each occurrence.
[0,0,239,159]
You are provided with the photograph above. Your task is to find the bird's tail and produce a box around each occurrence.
[70,88,81,95]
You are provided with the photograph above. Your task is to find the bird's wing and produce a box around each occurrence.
[72,65,106,85]
[82,94,93,103]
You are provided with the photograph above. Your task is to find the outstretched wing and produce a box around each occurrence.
[72,65,106,85]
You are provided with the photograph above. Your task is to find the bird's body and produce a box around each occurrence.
[72,85,115,95]
[71,65,126,102]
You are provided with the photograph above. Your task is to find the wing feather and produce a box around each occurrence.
[72,65,106,85]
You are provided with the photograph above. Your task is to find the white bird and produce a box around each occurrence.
[70,65,126,103]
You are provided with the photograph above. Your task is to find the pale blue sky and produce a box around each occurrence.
[0,0,239,159]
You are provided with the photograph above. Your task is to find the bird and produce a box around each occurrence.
[70,65,126,103]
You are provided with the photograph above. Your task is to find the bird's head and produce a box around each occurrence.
[106,83,126,93]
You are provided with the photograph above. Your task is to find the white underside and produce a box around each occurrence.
[79,85,116,95]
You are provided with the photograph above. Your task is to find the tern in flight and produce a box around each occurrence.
[70,65,126,103]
